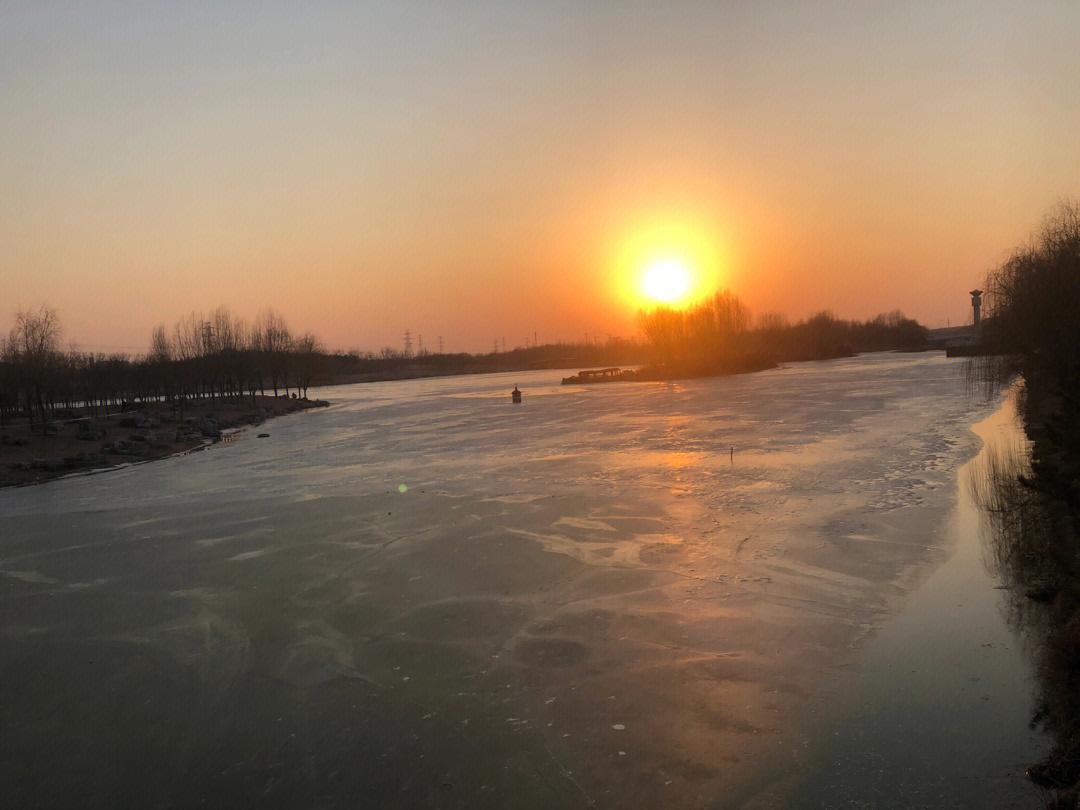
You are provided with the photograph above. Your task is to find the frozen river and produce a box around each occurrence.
[0,352,1045,808]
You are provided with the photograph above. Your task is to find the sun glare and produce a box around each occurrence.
[610,218,725,312]
[641,258,692,304]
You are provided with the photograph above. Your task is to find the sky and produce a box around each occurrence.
[3,1,1080,354]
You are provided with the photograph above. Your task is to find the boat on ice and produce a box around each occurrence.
[560,367,637,385]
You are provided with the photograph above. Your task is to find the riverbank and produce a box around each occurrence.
[995,373,1080,807]
[0,395,328,488]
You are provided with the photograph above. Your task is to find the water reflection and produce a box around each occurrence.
[780,393,1044,810]
[969,398,1080,807]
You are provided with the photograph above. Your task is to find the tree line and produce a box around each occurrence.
[977,199,1080,514]
[638,290,928,375]
[3,293,930,430]
[1,306,323,429]
[975,199,1080,526]
[979,201,1080,404]
[314,337,648,385]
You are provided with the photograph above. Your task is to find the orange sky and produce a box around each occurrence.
[3,2,1080,353]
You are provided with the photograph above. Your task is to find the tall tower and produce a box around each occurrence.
[403,329,413,356]
[970,289,982,329]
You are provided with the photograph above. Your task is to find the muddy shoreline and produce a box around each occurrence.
[0,395,328,489]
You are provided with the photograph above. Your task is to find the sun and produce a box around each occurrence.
[641,257,693,304]
[609,218,724,312]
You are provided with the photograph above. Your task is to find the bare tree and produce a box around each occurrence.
[209,306,247,399]
[173,311,208,400]
[255,309,292,397]
[0,332,16,427]
[148,324,173,403]
[293,332,323,398]
[8,305,63,430]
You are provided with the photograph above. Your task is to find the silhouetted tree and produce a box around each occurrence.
[8,305,62,430]
[639,290,755,374]
[0,333,17,426]
[255,309,292,397]
[293,332,322,398]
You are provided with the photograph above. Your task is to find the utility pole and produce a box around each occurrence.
[438,335,443,353]
[502,337,506,352]
[418,334,424,354]
[403,329,413,357]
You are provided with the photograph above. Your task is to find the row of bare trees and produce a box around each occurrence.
[638,291,927,374]
[1,306,324,429]
[975,200,1080,512]
[639,291,753,370]
[146,307,323,403]
[979,201,1080,395]
[750,308,927,360]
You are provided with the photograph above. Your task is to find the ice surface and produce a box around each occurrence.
[0,352,1035,808]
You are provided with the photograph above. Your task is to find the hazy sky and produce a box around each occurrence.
[3,2,1080,353]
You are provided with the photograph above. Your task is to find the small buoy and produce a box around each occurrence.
[257,433,270,438]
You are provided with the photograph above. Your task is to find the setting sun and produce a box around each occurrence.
[610,218,726,314]
[641,258,693,304]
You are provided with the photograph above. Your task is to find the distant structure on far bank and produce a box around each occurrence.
[927,288,988,356]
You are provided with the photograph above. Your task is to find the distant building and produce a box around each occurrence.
[926,289,991,356]
[926,324,976,351]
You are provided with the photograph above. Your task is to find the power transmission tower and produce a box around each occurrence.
[403,329,413,356]
[438,335,443,353]
[502,337,506,352]
[493,339,499,354]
